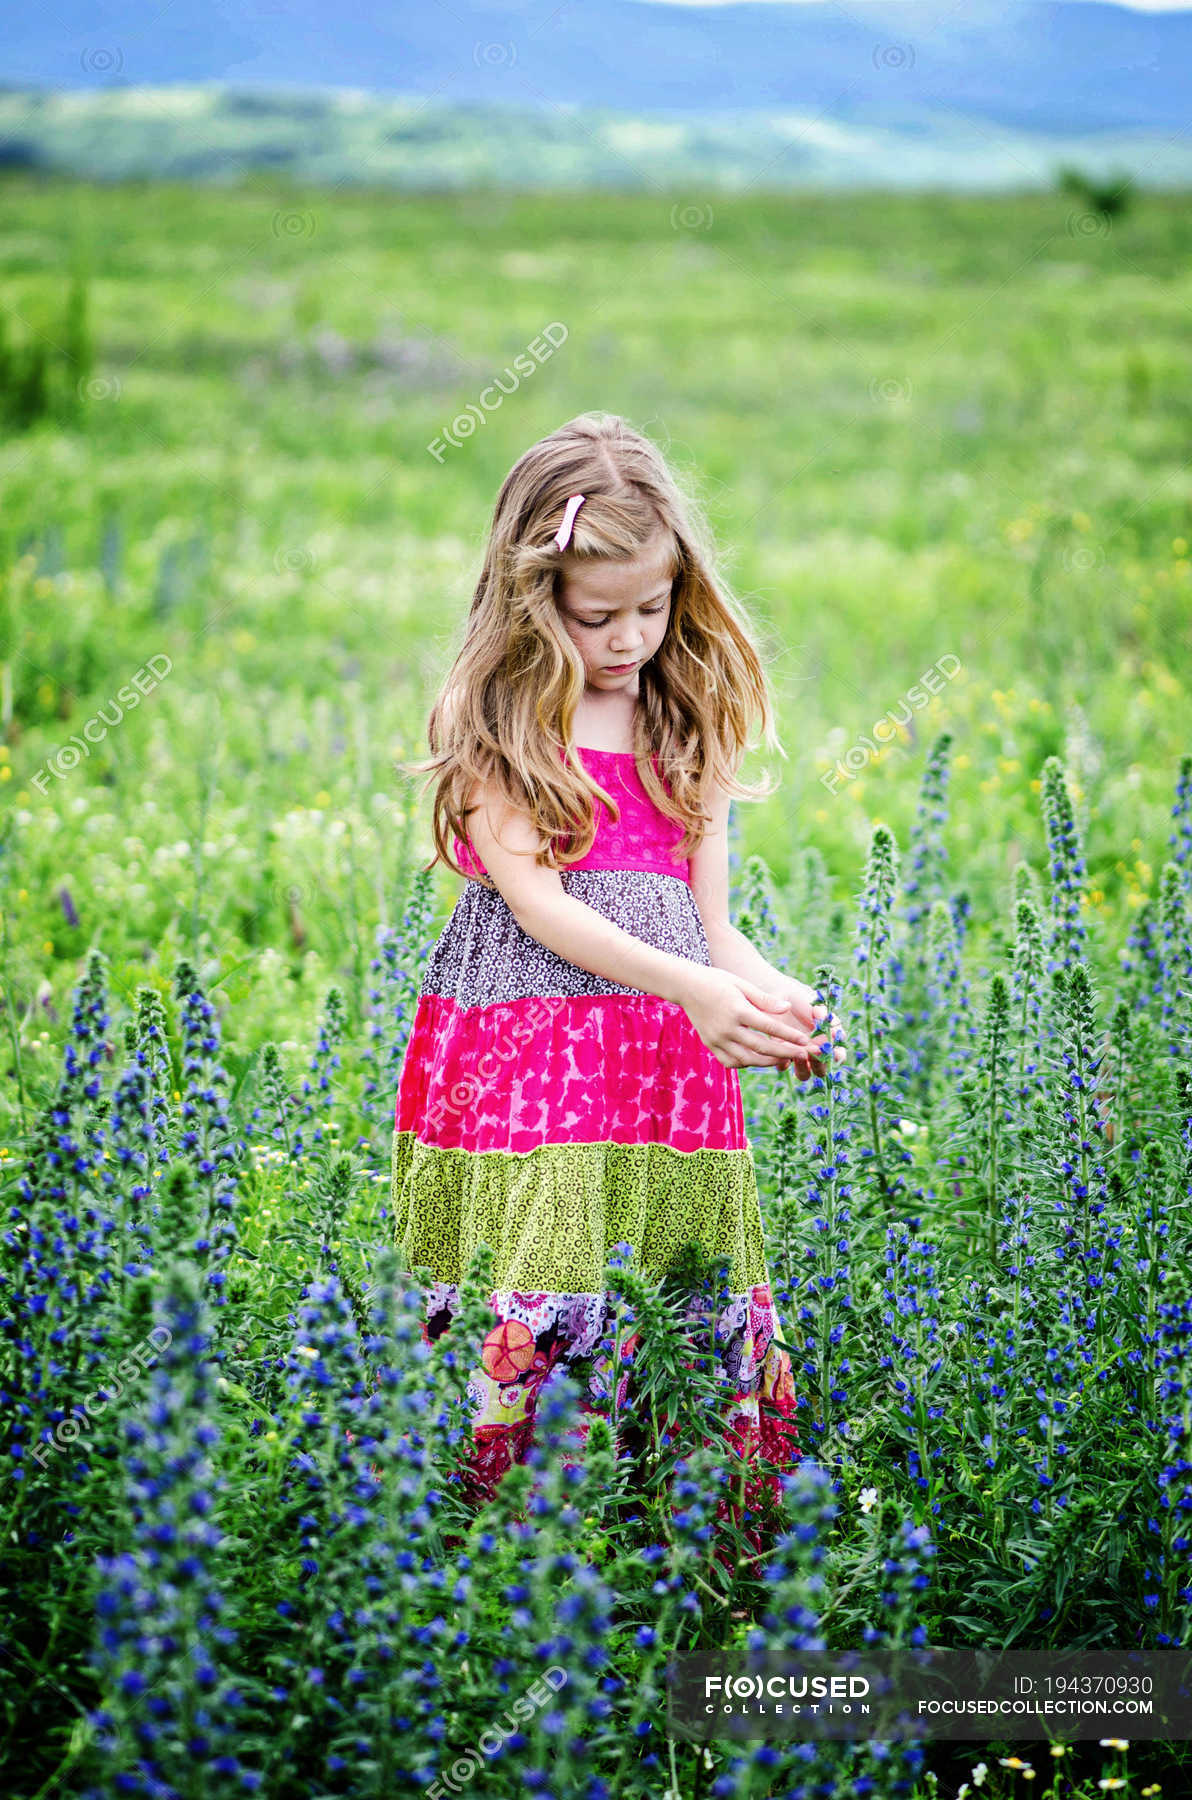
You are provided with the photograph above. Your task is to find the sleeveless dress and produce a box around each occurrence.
[389,743,798,1506]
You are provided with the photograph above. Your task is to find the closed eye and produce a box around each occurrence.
[577,603,668,630]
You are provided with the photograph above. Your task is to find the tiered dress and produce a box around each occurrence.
[390,743,798,1505]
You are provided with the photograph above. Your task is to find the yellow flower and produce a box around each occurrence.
[1049,1745,1068,1757]
[1099,1739,1130,1752]
[1000,1758,1034,1773]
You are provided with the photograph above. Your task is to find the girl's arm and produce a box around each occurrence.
[688,782,794,994]
[463,777,818,1071]
[689,781,846,1071]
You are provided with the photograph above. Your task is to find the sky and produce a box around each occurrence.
[647,1,1190,9]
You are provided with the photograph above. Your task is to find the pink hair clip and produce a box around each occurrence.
[553,493,586,552]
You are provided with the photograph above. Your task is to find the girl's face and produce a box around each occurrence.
[556,531,675,693]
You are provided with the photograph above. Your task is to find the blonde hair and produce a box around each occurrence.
[404,411,784,886]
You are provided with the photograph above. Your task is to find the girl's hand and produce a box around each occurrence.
[680,968,821,1073]
[767,981,849,1081]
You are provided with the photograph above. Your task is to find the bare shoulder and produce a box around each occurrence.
[461,765,568,928]
[463,769,549,861]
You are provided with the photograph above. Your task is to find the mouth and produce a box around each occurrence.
[603,662,638,674]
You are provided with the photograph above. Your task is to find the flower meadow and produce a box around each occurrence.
[2,737,1192,1800]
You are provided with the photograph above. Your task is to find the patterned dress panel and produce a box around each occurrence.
[424,866,710,1007]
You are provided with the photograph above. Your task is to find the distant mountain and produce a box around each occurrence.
[1,82,1188,193]
[3,0,1191,137]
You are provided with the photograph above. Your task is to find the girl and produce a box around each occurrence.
[391,411,845,1511]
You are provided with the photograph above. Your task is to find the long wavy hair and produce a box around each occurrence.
[403,411,785,887]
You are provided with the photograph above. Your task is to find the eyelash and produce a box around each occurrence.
[577,603,667,630]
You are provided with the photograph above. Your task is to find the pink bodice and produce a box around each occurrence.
[452,745,690,884]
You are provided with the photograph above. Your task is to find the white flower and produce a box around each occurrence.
[859,1487,879,1514]
[1099,1739,1130,1752]
[972,1767,989,1789]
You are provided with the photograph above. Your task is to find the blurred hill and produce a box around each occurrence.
[1,81,1191,192]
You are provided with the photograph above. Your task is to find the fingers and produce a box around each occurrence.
[709,991,849,1072]
[737,985,845,1055]
[721,1038,791,1070]
[732,1033,816,1072]
[735,1031,831,1076]
[738,1007,809,1052]
[811,1004,850,1064]
[738,979,789,1011]
[749,1012,820,1051]
[738,984,811,1036]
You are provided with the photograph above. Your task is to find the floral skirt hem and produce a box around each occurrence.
[416,1275,800,1541]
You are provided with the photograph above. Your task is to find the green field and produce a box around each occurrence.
[3,173,1192,1799]
[3,175,1192,1045]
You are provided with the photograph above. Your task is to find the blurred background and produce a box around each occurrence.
[2,0,1191,1100]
